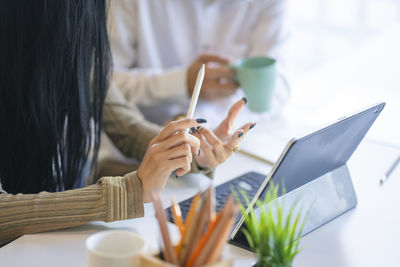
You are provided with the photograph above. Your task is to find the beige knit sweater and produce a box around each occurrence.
[0,84,211,246]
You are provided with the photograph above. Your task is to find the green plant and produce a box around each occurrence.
[235,184,307,267]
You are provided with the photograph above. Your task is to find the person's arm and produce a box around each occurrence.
[108,0,188,106]
[0,172,143,246]
[103,83,161,161]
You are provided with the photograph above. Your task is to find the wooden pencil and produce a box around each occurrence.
[208,186,216,222]
[177,192,201,255]
[171,196,185,236]
[191,205,234,266]
[179,197,203,265]
[185,210,222,267]
[205,204,239,264]
[152,193,179,265]
[182,188,212,265]
[186,195,234,267]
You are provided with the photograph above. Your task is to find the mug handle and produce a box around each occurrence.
[279,72,291,100]
[273,72,291,113]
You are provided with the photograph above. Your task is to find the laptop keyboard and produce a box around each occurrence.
[166,171,266,222]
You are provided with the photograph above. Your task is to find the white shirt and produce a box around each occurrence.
[109,0,288,109]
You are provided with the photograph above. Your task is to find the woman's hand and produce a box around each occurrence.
[192,98,255,169]
[137,119,205,202]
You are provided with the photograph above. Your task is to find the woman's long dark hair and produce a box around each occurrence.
[0,0,110,194]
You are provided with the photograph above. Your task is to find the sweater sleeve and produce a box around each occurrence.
[0,171,143,246]
[103,83,162,161]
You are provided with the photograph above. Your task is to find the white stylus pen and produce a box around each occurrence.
[380,155,400,185]
[186,64,205,131]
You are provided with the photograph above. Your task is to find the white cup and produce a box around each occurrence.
[86,230,147,267]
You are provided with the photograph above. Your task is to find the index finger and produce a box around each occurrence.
[206,65,235,79]
[199,53,231,64]
[214,98,246,137]
[152,118,207,143]
[225,98,246,126]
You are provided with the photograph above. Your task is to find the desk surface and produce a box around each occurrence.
[1,140,399,267]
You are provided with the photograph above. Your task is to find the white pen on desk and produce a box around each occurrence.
[380,155,400,185]
[186,64,205,132]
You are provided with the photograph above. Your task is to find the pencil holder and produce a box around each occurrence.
[139,253,232,267]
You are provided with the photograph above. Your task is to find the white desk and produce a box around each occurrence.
[1,139,399,267]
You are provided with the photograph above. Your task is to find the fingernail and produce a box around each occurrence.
[242,97,247,104]
[196,118,207,123]
[190,127,197,133]
[238,132,244,138]
[198,149,201,156]
[197,126,203,131]
[249,123,256,129]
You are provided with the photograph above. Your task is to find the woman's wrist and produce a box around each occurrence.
[136,168,150,203]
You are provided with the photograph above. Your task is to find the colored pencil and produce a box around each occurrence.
[185,195,234,267]
[190,204,234,266]
[179,197,203,265]
[205,204,239,264]
[182,188,212,265]
[177,192,200,254]
[171,196,185,236]
[152,193,179,265]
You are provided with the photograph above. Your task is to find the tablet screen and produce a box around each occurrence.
[262,102,385,197]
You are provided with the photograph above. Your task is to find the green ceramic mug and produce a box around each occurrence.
[231,56,276,113]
